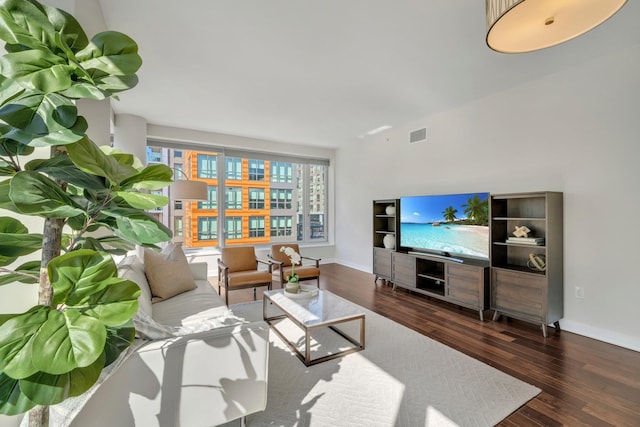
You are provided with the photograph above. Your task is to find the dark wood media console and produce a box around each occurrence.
[390,252,490,320]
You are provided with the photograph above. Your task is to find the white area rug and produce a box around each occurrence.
[227,300,540,427]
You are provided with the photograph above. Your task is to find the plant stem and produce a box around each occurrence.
[27,406,48,427]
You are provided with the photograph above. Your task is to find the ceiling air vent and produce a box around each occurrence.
[409,128,427,143]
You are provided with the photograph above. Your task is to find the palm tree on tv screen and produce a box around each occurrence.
[462,195,489,225]
[442,206,458,223]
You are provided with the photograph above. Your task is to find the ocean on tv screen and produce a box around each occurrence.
[400,223,489,258]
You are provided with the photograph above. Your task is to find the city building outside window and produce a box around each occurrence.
[270,215,293,237]
[175,217,183,237]
[197,154,217,178]
[248,159,265,181]
[147,144,327,248]
[226,157,242,180]
[270,188,292,209]
[226,187,242,210]
[249,188,265,209]
[226,216,242,240]
[270,161,293,183]
[249,216,265,237]
[198,217,217,240]
[198,186,217,209]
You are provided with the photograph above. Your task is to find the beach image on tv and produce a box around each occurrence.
[400,193,489,259]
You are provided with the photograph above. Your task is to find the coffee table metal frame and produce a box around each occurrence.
[263,289,365,366]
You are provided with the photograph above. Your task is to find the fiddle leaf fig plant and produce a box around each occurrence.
[0,1,172,424]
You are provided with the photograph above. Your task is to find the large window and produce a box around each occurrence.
[226,217,242,240]
[249,216,265,237]
[226,187,242,210]
[248,160,265,181]
[198,186,217,209]
[226,157,242,180]
[249,188,265,209]
[198,217,217,240]
[271,189,292,209]
[148,144,328,248]
[197,154,217,178]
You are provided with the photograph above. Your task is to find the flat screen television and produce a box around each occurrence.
[399,192,490,261]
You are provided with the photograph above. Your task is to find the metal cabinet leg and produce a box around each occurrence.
[492,310,500,321]
[541,323,548,338]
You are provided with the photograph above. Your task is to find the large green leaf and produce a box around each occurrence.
[0,0,54,51]
[116,191,168,210]
[31,309,105,375]
[0,49,72,92]
[0,91,77,133]
[104,323,135,366]
[103,207,172,245]
[95,74,138,94]
[0,180,19,212]
[0,114,87,147]
[0,158,15,176]
[66,136,137,185]
[39,1,89,53]
[0,217,42,267]
[0,371,38,415]
[18,351,105,405]
[0,74,25,106]
[25,155,107,191]
[120,163,173,191]
[48,249,117,306]
[9,170,85,218]
[0,129,35,156]
[81,277,140,326]
[0,306,45,379]
[76,31,142,78]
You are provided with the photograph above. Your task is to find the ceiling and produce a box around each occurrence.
[96,0,639,149]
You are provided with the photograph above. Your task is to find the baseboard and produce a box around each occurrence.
[559,320,640,353]
[334,259,370,274]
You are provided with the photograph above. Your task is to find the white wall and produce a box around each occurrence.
[335,44,640,351]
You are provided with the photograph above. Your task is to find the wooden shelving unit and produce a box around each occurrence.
[373,199,399,284]
[490,191,563,337]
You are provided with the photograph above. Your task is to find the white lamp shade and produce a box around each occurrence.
[486,0,627,53]
[171,180,208,200]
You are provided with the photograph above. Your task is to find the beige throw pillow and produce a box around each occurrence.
[144,244,197,302]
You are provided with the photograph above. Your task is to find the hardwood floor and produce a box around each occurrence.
[221,263,640,426]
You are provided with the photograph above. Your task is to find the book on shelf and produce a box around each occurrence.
[506,237,544,245]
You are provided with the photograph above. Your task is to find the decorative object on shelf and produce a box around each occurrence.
[506,237,545,245]
[527,253,547,272]
[486,0,628,53]
[383,234,396,249]
[513,225,531,238]
[280,246,301,283]
[385,205,396,215]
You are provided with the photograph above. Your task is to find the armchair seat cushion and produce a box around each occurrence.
[282,266,320,280]
[228,270,273,288]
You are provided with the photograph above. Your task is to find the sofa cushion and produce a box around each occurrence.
[144,244,197,302]
[118,256,153,317]
[152,280,228,328]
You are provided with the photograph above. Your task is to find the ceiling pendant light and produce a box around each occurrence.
[486,0,628,53]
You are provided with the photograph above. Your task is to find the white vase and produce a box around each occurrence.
[383,234,396,249]
[385,205,396,215]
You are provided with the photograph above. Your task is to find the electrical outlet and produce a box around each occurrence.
[575,286,585,299]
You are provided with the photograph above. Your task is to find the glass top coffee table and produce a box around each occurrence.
[263,289,365,366]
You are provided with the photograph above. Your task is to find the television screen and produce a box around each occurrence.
[400,192,490,260]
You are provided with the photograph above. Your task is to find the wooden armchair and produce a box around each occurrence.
[268,244,321,288]
[217,246,272,305]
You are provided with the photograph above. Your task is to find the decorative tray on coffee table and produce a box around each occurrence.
[284,285,319,299]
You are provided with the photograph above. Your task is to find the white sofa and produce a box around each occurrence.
[65,255,270,427]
